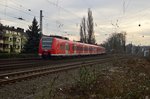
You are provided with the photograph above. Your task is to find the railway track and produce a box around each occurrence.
[0,58,42,66]
[0,55,110,72]
[0,56,123,86]
[0,60,52,71]
[0,57,40,63]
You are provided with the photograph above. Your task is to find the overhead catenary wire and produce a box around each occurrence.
[0,3,39,20]
[44,0,81,28]
[1,0,149,27]
[45,0,82,19]
[0,0,149,42]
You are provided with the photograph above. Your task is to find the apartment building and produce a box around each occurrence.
[0,24,27,53]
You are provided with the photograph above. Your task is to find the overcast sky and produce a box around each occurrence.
[0,0,150,45]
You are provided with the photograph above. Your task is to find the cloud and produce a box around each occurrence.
[0,0,150,45]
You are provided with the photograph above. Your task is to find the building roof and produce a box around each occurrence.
[0,24,28,35]
[0,25,24,33]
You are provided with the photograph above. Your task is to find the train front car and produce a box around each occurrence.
[38,36,54,59]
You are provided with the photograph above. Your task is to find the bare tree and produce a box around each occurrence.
[87,8,95,44]
[79,9,95,44]
[103,32,126,53]
[82,17,87,43]
[80,25,84,43]
[80,17,87,43]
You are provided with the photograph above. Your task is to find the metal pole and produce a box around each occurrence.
[40,10,43,36]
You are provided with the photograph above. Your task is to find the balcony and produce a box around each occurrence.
[13,34,20,38]
[13,41,21,45]
[3,41,10,44]
[13,49,21,53]
[3,41,13,45]
[3,48,10,53]
[2,33,13,37]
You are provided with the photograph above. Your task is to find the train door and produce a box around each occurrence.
[73,44,76,55]
[65,43,69,55]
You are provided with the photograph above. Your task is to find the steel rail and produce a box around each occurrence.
[0,55,110,71]
[0,60,52,71]
[0,57,123,85]
[0,56,42,65]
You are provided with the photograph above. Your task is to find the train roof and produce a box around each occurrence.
[54,37,103,47]
[42,35,69,40]
[42,35,104,48]
[50,35,69,40]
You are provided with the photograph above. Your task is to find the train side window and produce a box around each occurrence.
[81,46,83,51]
[77,46,81,51]
[84,46,86,51]
[76,46,78,51]
[72,45,74,51]
[72,44,76,51]
[60,44,65,50]
[77,46,79,51]
[60,45,62,50]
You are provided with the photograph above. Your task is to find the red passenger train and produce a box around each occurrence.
[38,35,106,58]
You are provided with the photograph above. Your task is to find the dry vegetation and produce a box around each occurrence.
[53,57,150,99]
[1,56,150,99]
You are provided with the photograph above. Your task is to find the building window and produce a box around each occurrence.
[13,45,16,48]
[10,38,12,41]
[0,44,3,48]
[4,37,9,41]
[0,36,2,40]
[13,38,17,42]
[3,44,9,48]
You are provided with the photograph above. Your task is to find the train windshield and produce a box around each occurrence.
[42,37,53,50]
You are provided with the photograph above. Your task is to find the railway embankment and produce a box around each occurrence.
[0,55,113,99]
[0,55,149,99]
